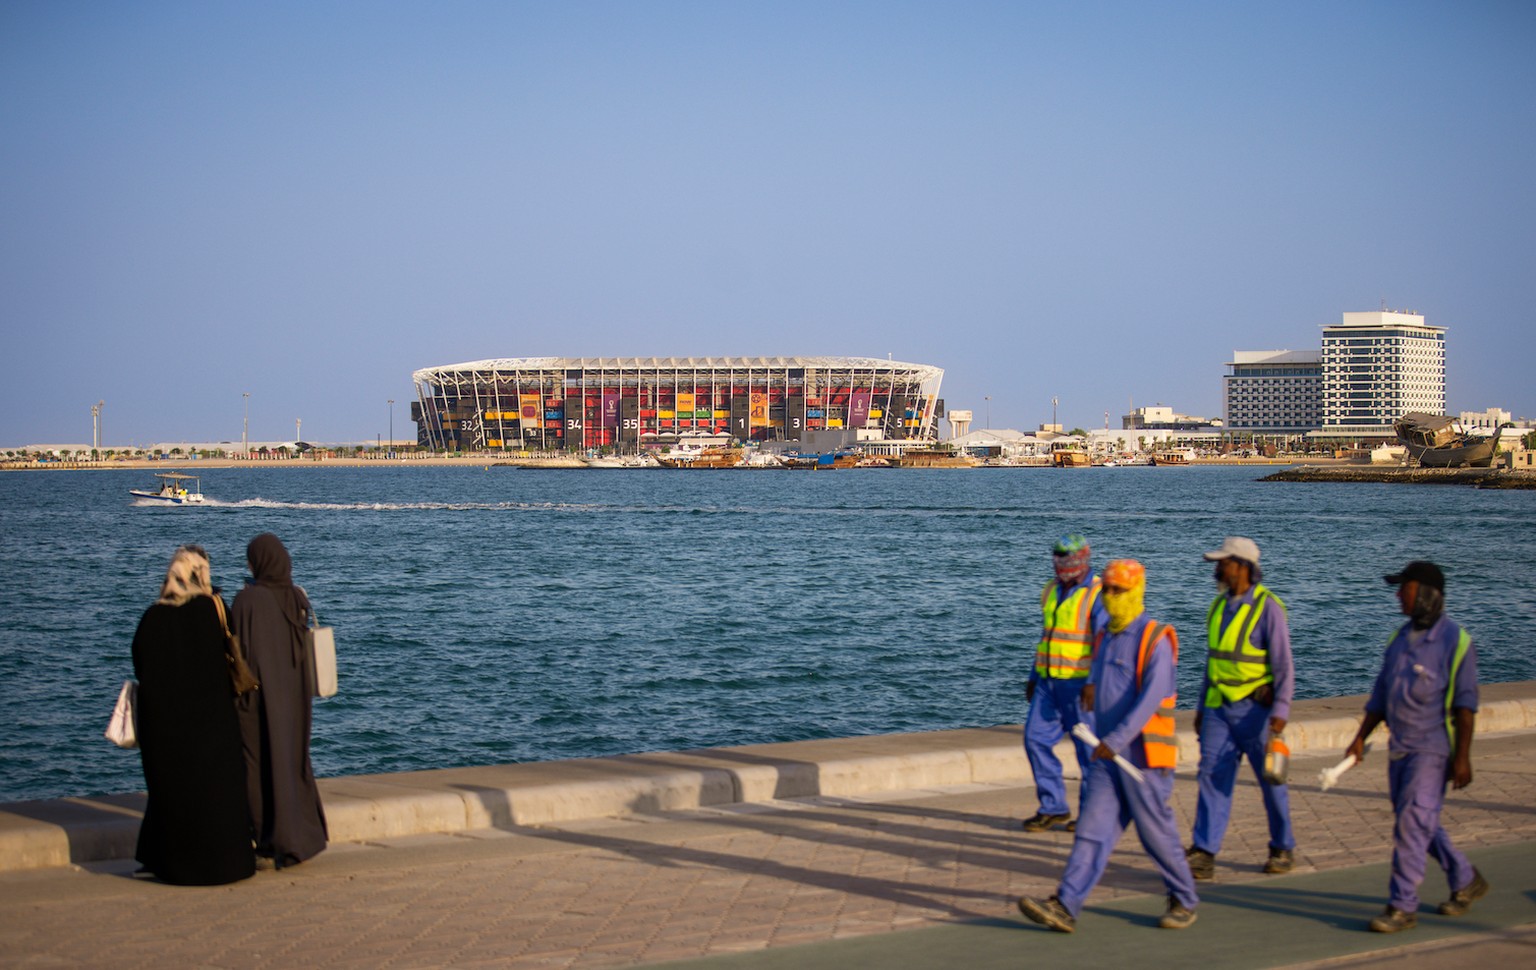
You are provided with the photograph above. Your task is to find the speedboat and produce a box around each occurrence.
[130,472,206,504]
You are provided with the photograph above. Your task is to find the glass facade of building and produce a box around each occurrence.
[411,356,945,452]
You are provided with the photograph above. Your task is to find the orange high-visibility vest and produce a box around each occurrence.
[1088,620,1180,768]
[1137,622,1180,768]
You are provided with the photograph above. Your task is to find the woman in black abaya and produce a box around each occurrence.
[132,545,255,885]
[233,533,328,868]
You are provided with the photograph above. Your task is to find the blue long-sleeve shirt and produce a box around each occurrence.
[1365,614,1478,756]
[1201,585,1295,720]
[1086,612,1177,768]
[1029,572,1110,688]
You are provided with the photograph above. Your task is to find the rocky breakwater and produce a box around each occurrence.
[1263,465,1536,489]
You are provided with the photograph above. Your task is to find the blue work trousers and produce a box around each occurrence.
[1192,698,1295,853]
[1058,759,1198,917]
[1024,677,1094,816]
[1388,752,1475,913]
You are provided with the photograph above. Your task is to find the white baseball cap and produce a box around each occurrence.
[1202,536,1260,566]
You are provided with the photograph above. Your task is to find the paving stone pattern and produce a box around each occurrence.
[3,735,1534,969]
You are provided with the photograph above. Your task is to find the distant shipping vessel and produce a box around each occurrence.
[1394,413,1506,468]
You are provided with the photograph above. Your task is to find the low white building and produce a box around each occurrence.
[949,428,1054,459]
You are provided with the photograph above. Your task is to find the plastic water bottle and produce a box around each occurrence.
[1263,731,1290,785]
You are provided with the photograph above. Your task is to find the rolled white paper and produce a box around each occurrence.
[1318,744,1371,791]
[1072,722,1147,783]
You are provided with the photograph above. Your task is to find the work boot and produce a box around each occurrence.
[1186,846,1216,880]
[1021,811,1070,832]
[1263,847,1294,874]
[1064,818,1077,833]
[1368,906,1417,933]
[1017,895,1076,933]
[1158,896,1198,929]
[1438,869,1490,916]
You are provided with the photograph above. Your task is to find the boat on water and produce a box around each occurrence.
[887,449,977,468]
[584,455,660,469]
[1151,450,1194,466]
[129,472,206,504]
[1050,441,1092,467]
[1394,412,1506,468]
[655,448,744,469]
[781,451,860,470]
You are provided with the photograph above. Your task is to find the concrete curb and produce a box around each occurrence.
[4,684,1533,873]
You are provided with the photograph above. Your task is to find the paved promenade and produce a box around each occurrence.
[3,687,1535,968]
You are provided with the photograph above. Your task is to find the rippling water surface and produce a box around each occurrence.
[2,465,1532,802]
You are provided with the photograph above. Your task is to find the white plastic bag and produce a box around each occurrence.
[105,680,138,749]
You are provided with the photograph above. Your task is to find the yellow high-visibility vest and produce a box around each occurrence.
[1204,585,1285,706]
[1035,577,1102,679]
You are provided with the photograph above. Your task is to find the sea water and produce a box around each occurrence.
[1,464,1532,803]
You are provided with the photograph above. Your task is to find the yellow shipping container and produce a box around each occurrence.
[827,418,843,427]
[659,409,675,419]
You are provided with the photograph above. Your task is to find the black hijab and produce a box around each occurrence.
[247,533,311,636]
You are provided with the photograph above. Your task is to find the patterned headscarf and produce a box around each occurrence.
[1052,534,1091,584]
[157,545,213,606]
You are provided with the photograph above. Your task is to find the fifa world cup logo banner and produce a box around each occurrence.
[848,390,873,428]
[519,394,541,429]
[602,393,621,428]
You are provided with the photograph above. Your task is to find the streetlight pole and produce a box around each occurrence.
[388,399,394,458]
[91,400,104,456]
[984,396,991,430]
[1051,396,1059,432]
[242,392,250,458]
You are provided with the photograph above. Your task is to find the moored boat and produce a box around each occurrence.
[1151,450,1193,466]
[655,448,744,469]
[887,449,977,468]
[1050,441,1092,467]
[1394,413,1506,468]
[781,451,860,470]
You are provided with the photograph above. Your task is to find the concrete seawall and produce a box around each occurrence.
[1262,465,1536,488]
[4,682,1534,873]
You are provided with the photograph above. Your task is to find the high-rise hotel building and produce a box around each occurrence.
[1320,310,1446,435]
[1225,310,1446,437]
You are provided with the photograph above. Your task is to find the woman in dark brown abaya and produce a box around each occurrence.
[132,546,255,885]
[233,533,328,868]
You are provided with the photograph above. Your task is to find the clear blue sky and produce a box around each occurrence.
[3,0,1533,446]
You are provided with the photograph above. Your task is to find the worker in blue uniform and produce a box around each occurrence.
[1017,559,1199,933]
[1345,560,1488,933]
[1022,534,1109,832]
[1187,536,1297,879]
